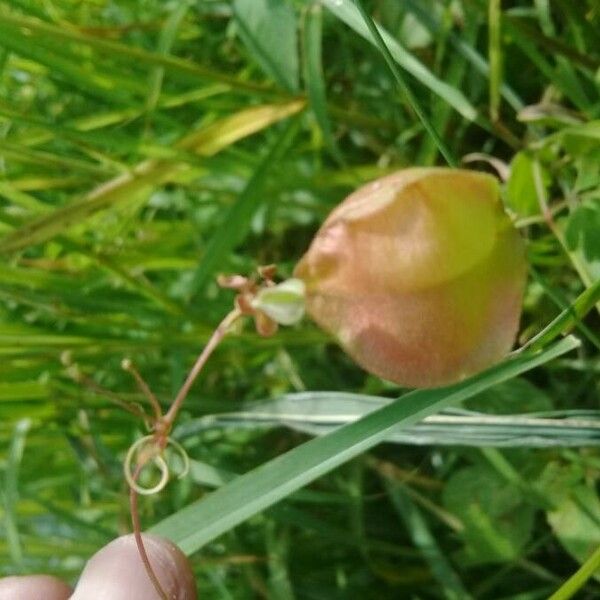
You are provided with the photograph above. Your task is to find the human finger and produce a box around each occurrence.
[0,574,72,600]
[70,533,197,600]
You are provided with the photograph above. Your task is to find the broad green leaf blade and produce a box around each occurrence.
[175,392,600,448]
[151,336,579,555]
[547,485,600,574]
[506,151,545,217]
[443,462,535,563]
[320,0,478,122]
[234,0,299,93]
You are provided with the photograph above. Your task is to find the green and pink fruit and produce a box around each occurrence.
[294,168,527,388]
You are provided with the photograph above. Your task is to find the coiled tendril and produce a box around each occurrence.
[124,435,190,496]
[69,268,290,600]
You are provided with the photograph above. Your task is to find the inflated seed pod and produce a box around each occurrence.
[294,168,527,388]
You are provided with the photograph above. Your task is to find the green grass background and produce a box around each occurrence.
[0,0,599,598]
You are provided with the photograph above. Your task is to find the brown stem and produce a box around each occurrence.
[76,370,149,420]
[130,463,169,600]
[123,359,163,421]
[163,308,241,426]
[125,308,242,598]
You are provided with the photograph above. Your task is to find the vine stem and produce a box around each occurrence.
[163,308,242,426]
[548,544,600,600]
[126,307,242,597]
[130,463,169,600]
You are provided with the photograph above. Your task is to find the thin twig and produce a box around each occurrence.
[75,371,149,420]
[123,359,163,421]
[130,463,169,600]
[163,308,241,426]
[122,307,241,596]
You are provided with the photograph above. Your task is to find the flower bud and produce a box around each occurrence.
[251,278,306,326]
[294,168,527,388]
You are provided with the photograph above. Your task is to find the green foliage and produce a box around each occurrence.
[565,200,600,264]
[506,151,545,218]
[152,338,577,554]
[0,0,598,598]
[547,485,600,577]
[443,463,535,563]
[234,0,300,93]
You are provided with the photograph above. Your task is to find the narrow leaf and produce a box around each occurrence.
[321,0,478,122]
[190,118,300,293]
[302,4,343,162]
[151,336,579,555]
[234,0,299,92]
[488,0,502,122]
[0,101,305,253]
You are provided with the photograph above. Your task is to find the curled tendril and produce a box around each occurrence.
[124,436,168,496]
[124,435,190,496]
[166,437,190,480]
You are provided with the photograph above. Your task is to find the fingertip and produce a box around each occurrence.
[71,534,197,600]
[143,534,197,600]
[0,574,72,600]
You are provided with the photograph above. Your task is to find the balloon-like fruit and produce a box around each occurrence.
[294,168,527,388]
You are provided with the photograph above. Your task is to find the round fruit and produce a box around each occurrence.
[294,168,527,388]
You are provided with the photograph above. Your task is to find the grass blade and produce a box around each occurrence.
[233,0,299,93]
[302,4,343,164]
[507,15,599,72]
[190,118,301,293]
[0,100,305,253]
[352,0,456,166]
[503,20,592,113]
[0,9,275,97]
[144,1,193,116]
[0,26,137,106]
[177,393,600,448]
[150,336,579,554]
[488,0,502,122]
[3,418,31,573]
[321,0,478,123]
[404,0,523,111]
[548,544,600,600]
[521,276,600,352]
[382,480,472,600]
